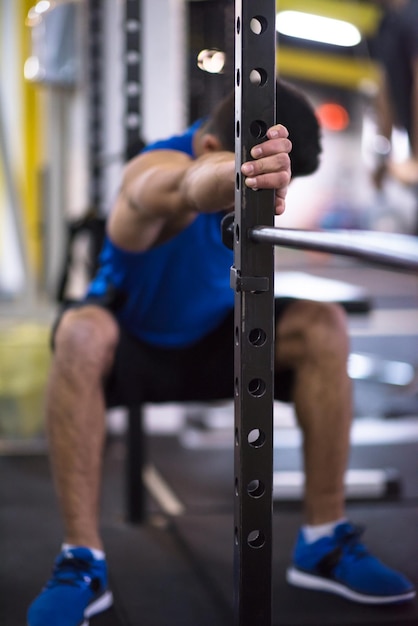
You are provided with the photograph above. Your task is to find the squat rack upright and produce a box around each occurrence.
[232,2,418,625]
[233,1,277,625]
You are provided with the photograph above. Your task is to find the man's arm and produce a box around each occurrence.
[108,148,235,251]
[108,124,291,252]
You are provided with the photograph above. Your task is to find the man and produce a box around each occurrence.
[369,0,418,230]
[27,81,415,626]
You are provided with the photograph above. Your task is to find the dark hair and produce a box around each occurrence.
[203,79,322,177]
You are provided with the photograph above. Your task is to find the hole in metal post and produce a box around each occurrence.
[235,325,239,346]
[249,328,266,346]
[126,19,140,33]
[247,479,265,498]
[247,529,265,549]
[248,378,266,397]
[250,120,268,139]
[250,16,268,35]
[248,428,266,448]
[236,68,240,86]
[236,119,240,138]
[249,68,268,86]
[236,16,240,34]
[235,223,240,242]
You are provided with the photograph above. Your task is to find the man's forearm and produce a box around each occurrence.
[180,152,235,213]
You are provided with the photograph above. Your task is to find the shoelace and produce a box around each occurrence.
[336,524,369,560]
[46,554,101,591]
[316,525,368,576]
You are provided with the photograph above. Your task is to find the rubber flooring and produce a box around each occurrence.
[1,435,418,626]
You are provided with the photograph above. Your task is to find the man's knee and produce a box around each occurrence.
[54,306,120,368]
[277,300,350,363]
[301,301,349,358]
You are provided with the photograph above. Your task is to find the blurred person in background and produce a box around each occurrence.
[369,0,418,233]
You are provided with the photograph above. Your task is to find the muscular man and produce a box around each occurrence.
[27,81,415,626]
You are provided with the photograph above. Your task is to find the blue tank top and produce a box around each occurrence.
[86,123,234,347]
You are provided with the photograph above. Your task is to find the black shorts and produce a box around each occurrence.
[54,298,296,408]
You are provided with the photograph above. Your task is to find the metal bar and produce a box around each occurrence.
[124,1,145,526]
[125,0,142,159]
[250,227,418,273]
[87,0,104,211]
[233,1,276,624]
[126,405,147,523]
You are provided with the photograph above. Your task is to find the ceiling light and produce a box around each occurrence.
[276,10,362,48]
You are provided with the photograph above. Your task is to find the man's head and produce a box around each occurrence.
[199,79,322,178]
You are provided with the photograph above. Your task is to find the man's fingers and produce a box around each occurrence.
[250,137,292,160]
[266,124,289,140]
[239,123,292,213]
[242,152,290,177]
[244,169,291,189]
[242,154,291,190]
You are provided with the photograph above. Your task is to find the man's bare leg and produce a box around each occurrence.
[46,306,119,550]
[275,300,352,525]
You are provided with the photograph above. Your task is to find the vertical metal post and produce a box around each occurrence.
[126,405,147,523]
[124,1,145,525]
[233,1,276,625]
[87,0,104,212]
[125,0,142,159]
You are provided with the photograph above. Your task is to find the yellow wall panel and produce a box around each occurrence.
[278,46,380,90]
[18,0,44,277]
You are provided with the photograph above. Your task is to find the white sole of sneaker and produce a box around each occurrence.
[286,567,416,605]
[83,590,114,623]
[26,591,114,626]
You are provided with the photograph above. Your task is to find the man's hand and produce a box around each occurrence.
[241,124,292,214]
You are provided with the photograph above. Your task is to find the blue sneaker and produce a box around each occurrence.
[287,521,416,604]
[27,547,113,626]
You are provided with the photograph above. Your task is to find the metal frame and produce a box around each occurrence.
[118,1,418,623]
[232,3,418,625]
[87,0,142,209]
[251,227,418,273]
[124,0,142,160]
[87,0,104,212]
[224,220,418,275]
[233,2,276,624]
